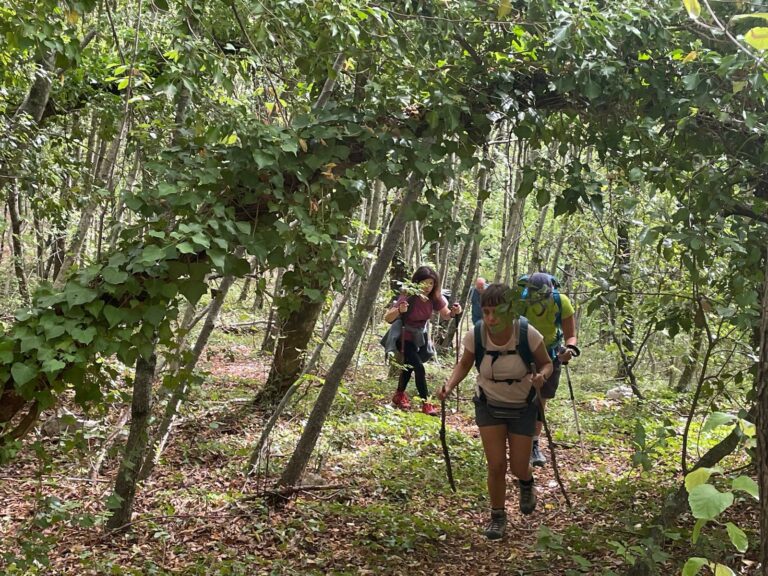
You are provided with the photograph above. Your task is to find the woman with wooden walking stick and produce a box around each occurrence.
[437,283,552,540]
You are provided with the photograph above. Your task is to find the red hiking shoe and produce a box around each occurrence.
[392,391,411,410]
[421,402,439,416]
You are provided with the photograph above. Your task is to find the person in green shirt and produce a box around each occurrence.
[520,273,579,467]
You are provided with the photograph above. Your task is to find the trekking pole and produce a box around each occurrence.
[440,397,457,492]
[453,306,461,412]
[531,363,572,509]
[564,364,585,454]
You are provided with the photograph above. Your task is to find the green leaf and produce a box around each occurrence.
[688,484,734,520]
[0,340,15,364]
[713,564,736,576]
[157,182,176,197]
[685,467,716,492]
[43,323,66,340]
[42,358,66,374]
[143,305,166,327]
[731,476,759,499]
[682,557,708,576]
[102,267,129,285]
[105,492,124,510]
[702,412,736,432]
[103,305,125,328]
[177,241,196,254]
[725,522,748,552]
[139,245,166,264]
[691,518,706,544]
[66,285,98,306]
[730,13,768,23]
[179,280,208,305]
[584,80,602,99]
[497,0,511,19]
[11,362,37,387]
[224,255,251,277]
[252,149,275,169]
[71,326,97,345]
[683,0,701,19]
[744,27,768,50]
[536,186,551,206]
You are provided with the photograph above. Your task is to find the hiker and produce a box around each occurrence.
[383,266,461,415]
[470,277,487,324]
[437,283,553,539]
[519,272,579,467]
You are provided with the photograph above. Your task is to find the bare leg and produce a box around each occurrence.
[479,424,509,509]
[508,433,534,481]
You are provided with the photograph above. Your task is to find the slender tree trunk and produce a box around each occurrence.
[757,246,768,571]
[549,224,567,274]
[615,221,635,378]
[529,204,549,272]
[237,258,258,302]
[6,184,29,304]
[33,207,45,279]
[277,178,422,490]
[675,328,704,393]
[139,273,238,480]
[440,160,489,347]
[106,350,157,531]
[261,268,284,352]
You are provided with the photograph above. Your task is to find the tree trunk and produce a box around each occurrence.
[55,116,128,288]
[496,139,525,282]
[675,327,704,393]
[106,350,157,532]
[255,279,329,407]
[757,246,768,571]
[305,275,359,374]
[529,204,549,272]
[139,273,238,480]
[277,178,422,490]
[6,184,30,304]
[440,161,488,348]
[615,221,635,378]
[261,269,283,352]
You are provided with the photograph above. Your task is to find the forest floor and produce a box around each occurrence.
[0,336,759,576]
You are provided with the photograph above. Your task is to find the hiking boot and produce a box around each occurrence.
[484,509,507,540]
[530,438,547,467]
[518,479,537,515]
[421,402,439,416]
[392,391,411,410]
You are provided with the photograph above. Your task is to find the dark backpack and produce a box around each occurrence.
[518,272,563,345]
[473,317,534,372]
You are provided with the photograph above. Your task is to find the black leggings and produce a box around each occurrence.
[396,340,428,399]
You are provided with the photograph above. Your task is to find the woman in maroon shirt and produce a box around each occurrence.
[383,266,461,415]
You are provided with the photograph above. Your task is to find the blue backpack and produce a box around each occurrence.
[473,317,534,372]
[518,273,563,351]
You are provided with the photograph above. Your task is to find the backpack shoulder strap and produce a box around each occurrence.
[552,288,562,327]
[474,320,484,371]
[518,316,534,368]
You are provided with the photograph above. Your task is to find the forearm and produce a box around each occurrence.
[384,307,400,323]
[562,316,577,346]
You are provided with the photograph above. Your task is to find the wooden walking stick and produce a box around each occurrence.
[531,363,572,509]
[439,397,457,492]
[454,307,461,411]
